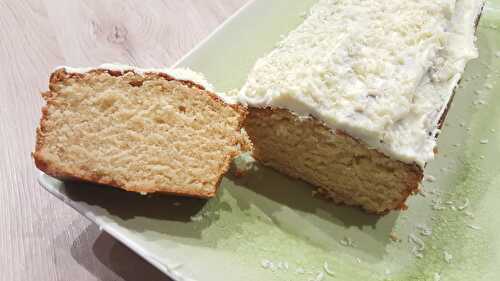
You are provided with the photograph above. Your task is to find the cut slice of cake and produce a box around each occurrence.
[34,64,246,198]
[238,0,484,213]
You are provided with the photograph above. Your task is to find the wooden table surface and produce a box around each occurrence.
[0,1,247,280]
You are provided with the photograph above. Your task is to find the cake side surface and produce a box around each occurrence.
[34,68,247,198]
[238,0,483,213]
[244,108,422,214]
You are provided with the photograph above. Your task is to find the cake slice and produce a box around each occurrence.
[238,0,484,213]
[34,64,246,197]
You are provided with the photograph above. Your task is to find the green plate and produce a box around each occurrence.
[39,1,500,280]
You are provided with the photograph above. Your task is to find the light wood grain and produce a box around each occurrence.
[0,0,247,280]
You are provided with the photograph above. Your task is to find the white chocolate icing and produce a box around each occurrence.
[56,64,237,105]
[238,0,483,167]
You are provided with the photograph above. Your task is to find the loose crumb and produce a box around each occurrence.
[434,272,442,281]
[390,232,401,242]
[425,175,437,183]
[480,139,489,144]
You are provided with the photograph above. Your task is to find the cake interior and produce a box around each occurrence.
[34,70,245,197]
[244,108,423,213]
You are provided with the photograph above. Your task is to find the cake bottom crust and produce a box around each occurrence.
[244,107,423,214]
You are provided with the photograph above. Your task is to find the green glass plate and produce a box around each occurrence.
[39,1,500,280]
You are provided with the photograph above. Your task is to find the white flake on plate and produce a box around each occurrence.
[457,199,470,211]
[495,51,500,58]
[339,237,355,247]
[356,257,362,263]
[459,122,466,127]
[467,224,482,230]
[444,251,453,264]
[432,199,446,211]
[277,261,284,270]
[485,83,493,90]
[480,139,489,144]
[434,272,442,281]
[409,234,425,258]
[385,269,391,276]
[312,271,325,281]
[140,192,148,196]
[490,129,496,133]
[323,261,335,276]
[261,259,272,269]
[284,262,289,270]
[465,211,475,218]
[480,155,485,159]
[296,267,305,274]
[416,224,433,236]
[190,215,203,222]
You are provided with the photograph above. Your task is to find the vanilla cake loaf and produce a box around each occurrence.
[238,0,484,213]
[34,64,246,197]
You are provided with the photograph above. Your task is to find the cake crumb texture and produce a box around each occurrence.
[34,68,246,197]
[244,108,422,213]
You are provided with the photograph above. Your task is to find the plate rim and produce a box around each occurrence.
[36,1,258,280]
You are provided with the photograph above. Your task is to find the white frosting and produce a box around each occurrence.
[239,0,483,167]
[56,64,237,104]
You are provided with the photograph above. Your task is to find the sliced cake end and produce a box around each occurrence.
[34,66,247,198]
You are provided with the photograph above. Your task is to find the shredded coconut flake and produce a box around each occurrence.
[340,237,355,247]
[444,251,453,264]
[313,271,325,281]
[416,224,433,236]
[323,262,335,276]
[434,272,442,281]
[457,199,470,211]
[409,234,425,258]
[467,224,482,230]
[480,139,489,144]
[190,215,203,222]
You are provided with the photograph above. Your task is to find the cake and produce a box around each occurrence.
[237,0,484,213]
[34,64,246,197]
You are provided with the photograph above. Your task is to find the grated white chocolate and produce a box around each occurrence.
[239,0,483,167]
